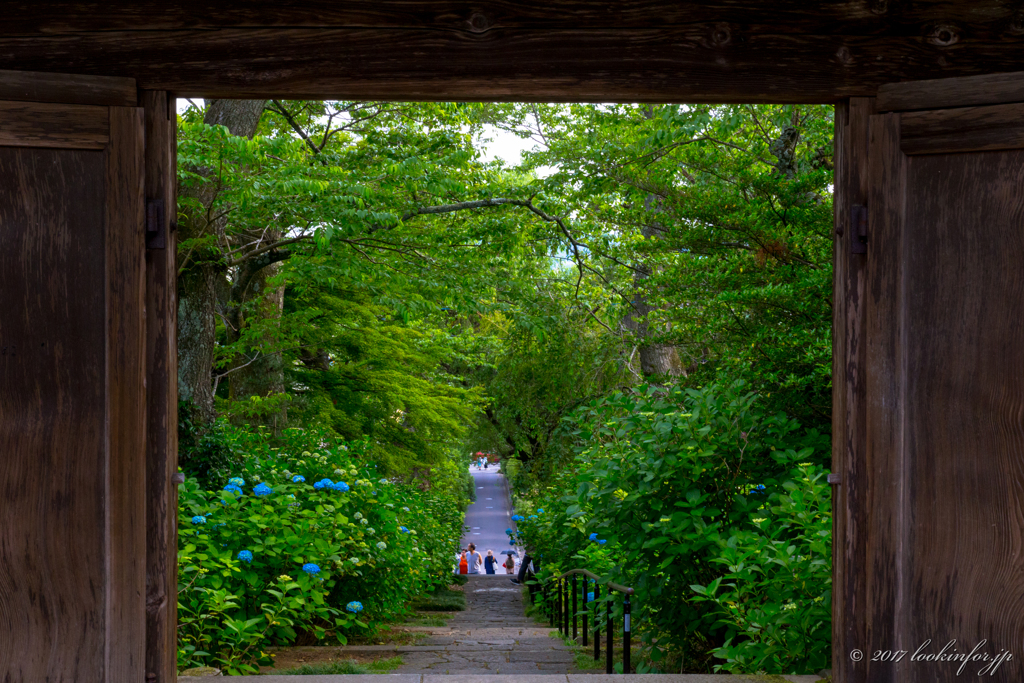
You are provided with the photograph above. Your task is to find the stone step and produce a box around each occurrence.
[182,673,826,682]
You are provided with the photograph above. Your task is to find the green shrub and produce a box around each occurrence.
[176,427,464,674]
[690,462,832,674]
[512,381,830,674]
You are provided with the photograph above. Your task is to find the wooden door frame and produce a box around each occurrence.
[4,60,1024,681]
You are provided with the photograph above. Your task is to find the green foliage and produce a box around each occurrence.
[176,428,464,673]
[690,463,832,674]
[280,656,404,675]
[512,382,830,675]
[177,400,245,487]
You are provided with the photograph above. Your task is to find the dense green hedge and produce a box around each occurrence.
[510,382,831,676]
[176,427,466,674]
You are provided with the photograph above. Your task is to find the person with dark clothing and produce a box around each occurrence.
[484,550,497,574]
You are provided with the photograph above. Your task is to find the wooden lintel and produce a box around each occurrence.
[1,0,1023,102]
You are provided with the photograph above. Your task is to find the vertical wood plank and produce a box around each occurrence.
[832,96,874,683]
[142,89,179,683]
[0,145,108,682]
[862,111,906,683]
[902,149,1024,682]
[106,105,147,681]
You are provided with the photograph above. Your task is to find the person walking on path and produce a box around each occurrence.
[484,550,497,574]
[466,543,483,574]
[503,553,515,574]
[458,551,468,574]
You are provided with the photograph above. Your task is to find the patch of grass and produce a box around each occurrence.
[280,656,404,675]
[366,656,405,672]
[410,616,449,627]
[410,586,466,612]
[451,574,468,586]
[574,650,605,670]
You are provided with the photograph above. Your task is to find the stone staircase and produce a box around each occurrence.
[179,574,826,681]
[390,574,575,674]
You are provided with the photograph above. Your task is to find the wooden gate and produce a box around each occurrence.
[835,72,1024,683]
[0,72,178,683]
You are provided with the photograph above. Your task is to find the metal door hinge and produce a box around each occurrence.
[850,205,868,254]
[827,473,842,485]
[147,198,166,249]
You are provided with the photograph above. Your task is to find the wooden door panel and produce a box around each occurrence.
[838,73,1024,683]
[0,146,108,681]
[902,148,1024,661]
[0,88,150,681]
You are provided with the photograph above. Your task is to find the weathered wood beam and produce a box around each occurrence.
[1,2,1023,102]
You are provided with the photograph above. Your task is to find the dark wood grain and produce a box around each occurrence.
[106,104,147,682]
[833,96,874,683]
[863,110,907,683]
[0,146,108,681]
[901,102,1024,154]
[0,16,1022,102]
[0,100,108,149]
[878,70,1024,112]
[0,68,135,106]
[898,148,1024,683]
[2,1,1022,33]
[142,90,179,683]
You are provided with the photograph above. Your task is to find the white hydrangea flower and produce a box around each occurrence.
[354,512,363,520]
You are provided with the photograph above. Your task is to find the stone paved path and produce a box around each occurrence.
[391,574,576,674]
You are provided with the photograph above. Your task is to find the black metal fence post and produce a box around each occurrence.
[554,580,559,631]
[581,579,588,647]
[563,578,569,636]
[605,595,613,674]
[623,591,631,674]
[593,584,600,661]
[571,574,578,642]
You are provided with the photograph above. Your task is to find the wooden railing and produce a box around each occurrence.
[527,568,633,674]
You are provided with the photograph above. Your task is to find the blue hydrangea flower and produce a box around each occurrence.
[379,478,388,484]
[587,591,595,602]
[302,563,321,575]
[506,528,514,535]
[332,481,350,492]
[253,483,272,497]
[400,526,409,533]
[313,478,333,490]
[753,484,766,492]
[237,550,253,563]
[191,515,206,525]
[598,539,607,545]
[223,484,243,495]
[292,475,306,483]
[528,515,538,519]
[589,533,598,541]
[537,509,544,514]
[228,477,245,487]
[510,541,516,546]
[346,601,363,613]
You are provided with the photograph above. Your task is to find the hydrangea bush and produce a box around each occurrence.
[177,428,465,674]
[509,382,831,676]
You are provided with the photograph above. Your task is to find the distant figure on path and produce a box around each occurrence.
[467,543,483,574]
[504,554,515,574]
[484,550,496,574]
[459,551,469,574]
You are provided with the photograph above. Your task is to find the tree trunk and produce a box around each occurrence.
[226,235,288,432]
[176,99,267,423]
[622,200,683,378]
